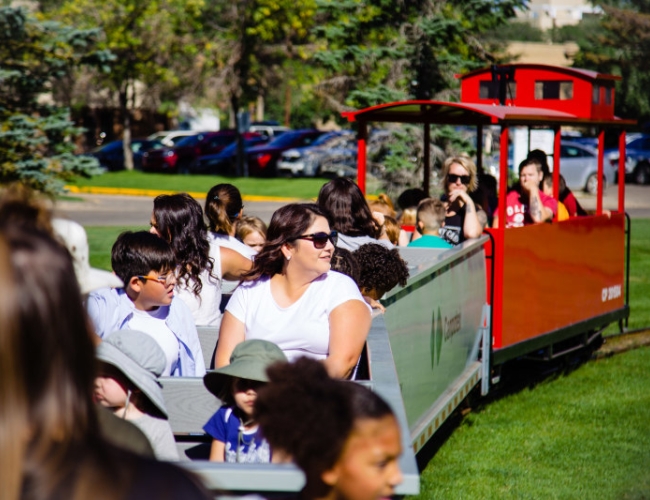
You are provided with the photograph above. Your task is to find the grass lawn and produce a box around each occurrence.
[415,346,650,499]
[71,170,330,200]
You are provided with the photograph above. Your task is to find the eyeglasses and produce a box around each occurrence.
[447,173,471,185]
[295,231,338,249]
[137,273,176,286]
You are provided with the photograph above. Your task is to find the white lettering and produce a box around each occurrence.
[601,285,622,302]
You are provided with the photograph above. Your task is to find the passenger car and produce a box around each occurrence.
[147,130,198,147]
[606,134,650,185]
[277,131,355,177]
[246,129,325,176]
[142,130,239,173]
[88,138,165,171]
[190,135,269,175]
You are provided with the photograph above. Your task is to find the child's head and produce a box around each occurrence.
[255,357,403,500]
[204,340,287,418]
[382,216,400,245]
[111,231,176,309]
[236,216,268,252]
[353,243,409,300]
[330,247,360,286]
[368,193,396,218]
[416,198,447,235]
[95,329,168,418]
[542,173,554,196]
[205,183,244,235]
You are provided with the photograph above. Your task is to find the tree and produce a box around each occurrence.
[0,7,108,195]
[50,0,205,170]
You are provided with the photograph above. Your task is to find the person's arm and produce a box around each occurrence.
[528,187,553,223]
[209,439,226,462]
[449,189,484,238]
[492,214,499,229]
[215,311,246,368]
[220,246,252,281]
[324,300,372,379]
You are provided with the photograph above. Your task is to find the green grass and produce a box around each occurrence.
[86,225,143,271]
[71,170,329,199]
[625,219,650,331]
[415,347,650,499]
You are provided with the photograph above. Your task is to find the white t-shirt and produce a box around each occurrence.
[175,245,222,326]
[127,307,179,376]
[208,232,257,260]
[226,271,369,361]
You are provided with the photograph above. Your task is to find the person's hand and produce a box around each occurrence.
[447,189,470,206]
[363,295,385,312]
[372,211,386,226]
[521,176,539,195]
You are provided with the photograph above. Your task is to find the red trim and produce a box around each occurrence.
[597,129,605,215]
[618,131,626,213]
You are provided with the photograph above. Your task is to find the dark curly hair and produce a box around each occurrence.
[205,183,243,235]
[243,203,330,281]
[254,358,394,491]
[353,243,409,296]
[318,178,379,238]
[330,247,360,286]
[152,193,214,296]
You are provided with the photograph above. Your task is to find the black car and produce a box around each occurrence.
[89,138,165,171]
[246,129,325,176]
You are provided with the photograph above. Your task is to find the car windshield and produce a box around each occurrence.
[175,135,201,147]
[268,132,306,148]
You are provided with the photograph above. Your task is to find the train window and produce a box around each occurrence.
[605,87,613,105]
[593,85,601,104]
[479,81,516,99]
[534,81,573,100]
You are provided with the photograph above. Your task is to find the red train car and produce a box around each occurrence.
[342,63,632,367]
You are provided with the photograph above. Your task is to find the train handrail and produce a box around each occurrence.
[624,212,631,330]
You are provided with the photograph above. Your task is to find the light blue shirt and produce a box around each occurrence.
[87,288,206,377]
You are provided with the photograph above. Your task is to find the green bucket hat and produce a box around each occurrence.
[203,339,287,398]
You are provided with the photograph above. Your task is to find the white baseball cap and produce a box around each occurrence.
[51,218,123,294]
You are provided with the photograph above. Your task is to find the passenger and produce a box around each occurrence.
[0,227,211,499]
[527,149,551,177]
[318,178,392,251]
[203,339,287,463]
[150,193,251,326]
[254,358,403,500]
[87,231,205,377]
[368,193,397,218]
[559,175,588,217]
[396,187,427,246]
[382,215,401,245]
[215,203,371,379]
[542,174,569,221]
[353,243,410,312]
[439,156,486,245]
[95,330,179,461]
[408,198,454,249]
[330,247,361,286]
[205,183,256,259]
[236,215,268,252]
[493,158,558,228]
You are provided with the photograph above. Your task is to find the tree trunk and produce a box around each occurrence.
[256,94,264,121]
[284,83,291,127]
[120,82,134,171]
[231,93,247,177]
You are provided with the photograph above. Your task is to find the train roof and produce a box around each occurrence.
[458,63,622,83]
[341,100,635,127]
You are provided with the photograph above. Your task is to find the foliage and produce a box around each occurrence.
[571,1,650,125]
[483,20,546,43]
[0,7,106,195]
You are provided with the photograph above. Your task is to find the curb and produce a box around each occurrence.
[64,185,305,203]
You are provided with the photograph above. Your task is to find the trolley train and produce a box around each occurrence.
[164,64,632,497]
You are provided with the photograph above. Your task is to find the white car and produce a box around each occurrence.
[147,130,197,147]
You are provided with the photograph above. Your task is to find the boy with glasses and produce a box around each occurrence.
[87,231,205,377]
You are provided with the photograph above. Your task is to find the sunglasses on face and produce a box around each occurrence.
[447,173,471,186]
[295,231,338,249]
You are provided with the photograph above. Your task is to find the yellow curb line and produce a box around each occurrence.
[65,185,304,202]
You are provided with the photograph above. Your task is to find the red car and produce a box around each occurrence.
[246,129,325,176]
[142,130,256,173]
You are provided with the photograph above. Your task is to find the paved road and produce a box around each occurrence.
[53,184,650,227]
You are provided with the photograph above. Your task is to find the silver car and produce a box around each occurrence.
[560,141,616,195]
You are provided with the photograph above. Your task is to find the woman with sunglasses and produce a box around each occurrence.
[438,156,486,246]
[215,203,371,379]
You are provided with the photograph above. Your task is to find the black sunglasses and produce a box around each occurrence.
[447,173,471,185]
[295,231,338,249]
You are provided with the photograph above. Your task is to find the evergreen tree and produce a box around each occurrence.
[0,7,109,195]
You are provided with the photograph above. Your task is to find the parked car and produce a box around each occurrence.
[190,134,269,175]
[316,130,393,178]
[142,130,240,173]
[147,130,198,147]
[606,133,650,185]
[249,121,290,140]
[246,129,325,176]
[487,141,616,195]
[277,131,355,177]
[88,138,165,171]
